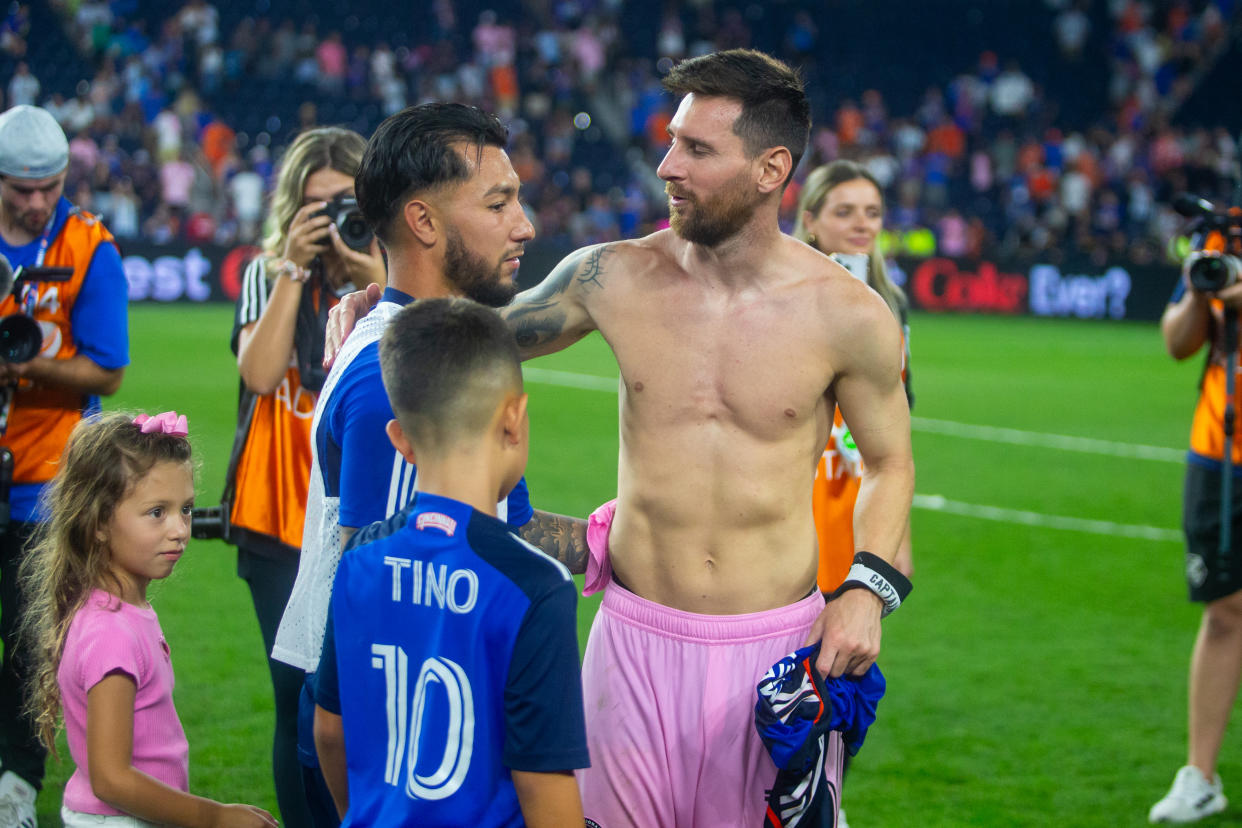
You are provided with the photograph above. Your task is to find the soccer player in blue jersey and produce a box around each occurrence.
[272,103,588,826]
[312,297,588,826]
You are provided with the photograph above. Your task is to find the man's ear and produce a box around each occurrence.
[756,146,793,195]
[385,418,417,464]
[501,392,528,447]
[403,199,438,247]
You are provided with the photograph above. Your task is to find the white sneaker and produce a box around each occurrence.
[0,770,37,828]
[1150,765,1227,823]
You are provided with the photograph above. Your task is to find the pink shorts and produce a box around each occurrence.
[579,502,840,828]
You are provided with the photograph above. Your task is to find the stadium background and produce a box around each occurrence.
[3,0,1241,824]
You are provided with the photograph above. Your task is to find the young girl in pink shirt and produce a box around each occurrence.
[19,411,277,828]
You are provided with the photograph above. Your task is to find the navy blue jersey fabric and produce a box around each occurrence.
[314,492,587,826]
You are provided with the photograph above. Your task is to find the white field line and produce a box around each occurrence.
[524,366,620,393]
[911,417,1184,463]
[524,367,1184,542]
[913,494,1181,543]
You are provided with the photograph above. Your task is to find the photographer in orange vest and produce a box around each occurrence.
[0,104,129,822]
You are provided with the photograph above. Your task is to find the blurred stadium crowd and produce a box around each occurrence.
[0,0,1238,265]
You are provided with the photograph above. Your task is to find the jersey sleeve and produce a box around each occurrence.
[69,240,129,370]
[230,256,271,355]
[504,476,534,528]
[334,347,405,528]
[502,580,589,772]
[310,599,342,715]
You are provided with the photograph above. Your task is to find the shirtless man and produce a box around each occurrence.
[327,49,913,827]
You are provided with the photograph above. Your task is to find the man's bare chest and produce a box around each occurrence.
[599,295,834,433]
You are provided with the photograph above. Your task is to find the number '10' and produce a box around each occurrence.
[371,644,475,800]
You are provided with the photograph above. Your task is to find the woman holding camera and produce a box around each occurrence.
[792,159,914,828]
[228,126,384,828]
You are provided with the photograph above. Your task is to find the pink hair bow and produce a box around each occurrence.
[133,411,188,437]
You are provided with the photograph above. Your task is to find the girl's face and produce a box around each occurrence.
[104,460,194,604]
[803,177,884,257]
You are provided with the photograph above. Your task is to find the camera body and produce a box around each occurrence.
[316,194,373,252]
[190,505,229,541]
[0,263,72,364]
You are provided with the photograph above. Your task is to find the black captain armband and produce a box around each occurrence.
[830,551,912,617]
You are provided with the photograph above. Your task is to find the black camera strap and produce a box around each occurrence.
[213,384,260,546]
[294,264,330,394]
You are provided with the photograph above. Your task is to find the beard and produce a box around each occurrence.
[444,225,520,308]
[667,171,760,247]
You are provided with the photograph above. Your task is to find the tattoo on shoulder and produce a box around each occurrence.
[517,511,588,575]
[576,244,612,292]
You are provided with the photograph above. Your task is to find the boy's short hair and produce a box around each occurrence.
[379,298,522,448]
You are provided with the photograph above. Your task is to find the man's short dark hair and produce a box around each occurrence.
[662,49,810,185]
[379,298,522,448]
[356,103,509,244]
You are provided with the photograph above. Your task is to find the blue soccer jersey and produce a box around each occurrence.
[314,493,588,827]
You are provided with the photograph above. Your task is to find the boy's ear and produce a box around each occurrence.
[501,392,528,447]
[385,418,417,464]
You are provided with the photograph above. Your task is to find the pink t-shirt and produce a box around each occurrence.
[58,589,189,815]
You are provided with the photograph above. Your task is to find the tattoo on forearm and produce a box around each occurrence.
[518,510,589,575]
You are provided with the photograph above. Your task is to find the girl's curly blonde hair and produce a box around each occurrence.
[17,412,192,752]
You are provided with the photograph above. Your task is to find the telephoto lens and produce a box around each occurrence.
[1188,254,1242,293]
[0,313,43,363]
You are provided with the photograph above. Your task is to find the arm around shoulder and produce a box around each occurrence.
[503,244,608,359]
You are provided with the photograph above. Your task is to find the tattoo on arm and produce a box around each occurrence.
[576,245,609,291]
[517,510,589,575]
[503,244,610,356]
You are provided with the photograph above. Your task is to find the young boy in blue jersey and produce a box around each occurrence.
[311,297,588,827]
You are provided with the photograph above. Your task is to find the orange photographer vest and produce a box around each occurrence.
[0,210,113,485]
[813,408,863,593]
[229,282,338,552]
[1190,362,1242,463]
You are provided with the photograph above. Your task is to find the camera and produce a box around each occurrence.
[1189,254,1242,293]
[1175,193,1242,293]
[316,194,373,252]
[0,314,42,363]
[190,505,230,541]
[0,256,63,364]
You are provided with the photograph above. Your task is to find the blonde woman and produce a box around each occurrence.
[228,126,384,827]
[793,160,914,590]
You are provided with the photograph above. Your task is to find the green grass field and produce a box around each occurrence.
[25,304,1237,826]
